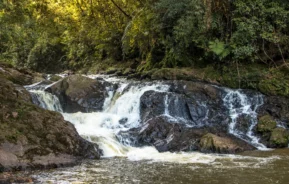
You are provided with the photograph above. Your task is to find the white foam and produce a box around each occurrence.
[222,89,267,149]
[30,90,63,112]
[27,75,276,164]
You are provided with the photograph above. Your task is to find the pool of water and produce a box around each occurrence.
[18,149,289,184]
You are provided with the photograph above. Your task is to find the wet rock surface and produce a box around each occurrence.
[120,116,255,153]
[137,116,206,152]
[140,81,229,129]
[45,75,113,113]
[258,96,289,125]
[122,79,289,152]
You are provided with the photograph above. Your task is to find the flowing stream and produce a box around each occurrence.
[23,76,289,183]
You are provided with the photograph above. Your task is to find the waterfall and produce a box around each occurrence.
[27,76,272,162]
[222,89,267,150]
[30,90,63,112]
[28,81,171,158]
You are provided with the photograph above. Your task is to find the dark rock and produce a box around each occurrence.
[119,118,128,125]
[258,96,289,123]
[140,91,166,122]
[137,116,206,152]
[117,128,140,146]
[140,81,229,129]
[235,115,252,133]
[0,97,102,171]
[128,116,255,153]
[45,75,112,113]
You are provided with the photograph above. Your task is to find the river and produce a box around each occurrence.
[20,75,289,184]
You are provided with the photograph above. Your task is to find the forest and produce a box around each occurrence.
[2,1,289,182]
[1,0,289,74]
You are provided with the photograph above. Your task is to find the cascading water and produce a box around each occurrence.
[30,90,63,112]
[26,76,274,164]
[28,79,200,160]
[21,76,288,184]
[222,88,267,150]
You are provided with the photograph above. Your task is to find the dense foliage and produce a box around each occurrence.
[1,0,289,72]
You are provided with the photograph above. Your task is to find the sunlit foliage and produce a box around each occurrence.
[0,0,289,72]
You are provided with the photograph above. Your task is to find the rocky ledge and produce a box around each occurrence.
[0,65,102,172]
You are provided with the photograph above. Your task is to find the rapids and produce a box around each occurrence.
[23,75,289,183]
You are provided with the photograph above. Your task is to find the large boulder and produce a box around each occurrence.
[140,81,229,129]
[45,75,112,113]
[199,133,255,154]
[0,76,102,172]
[268,128,289,148]
[254,114,289,148]
[257,115,277,133]
[137,116,206,152]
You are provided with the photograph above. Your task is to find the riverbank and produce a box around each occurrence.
[0,64,102,173]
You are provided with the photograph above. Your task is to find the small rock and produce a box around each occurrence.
[269,128,289,148]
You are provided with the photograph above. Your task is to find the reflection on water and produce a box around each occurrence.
[26,149,289,184]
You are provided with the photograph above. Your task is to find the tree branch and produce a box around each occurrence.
[110,0,132,19]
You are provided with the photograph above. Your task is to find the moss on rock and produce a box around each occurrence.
[0,74,102,172]
[199,133,255,154]
[49,75,62,82]
[257,115,277,133]
[150,68,199,80]
[269,128,289,148]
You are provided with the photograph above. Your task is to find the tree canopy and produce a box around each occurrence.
[1,0,289,72]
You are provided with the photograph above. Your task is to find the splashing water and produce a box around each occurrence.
[29,90,63,112]
[27,76,274,164]
[222,89,268,150]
